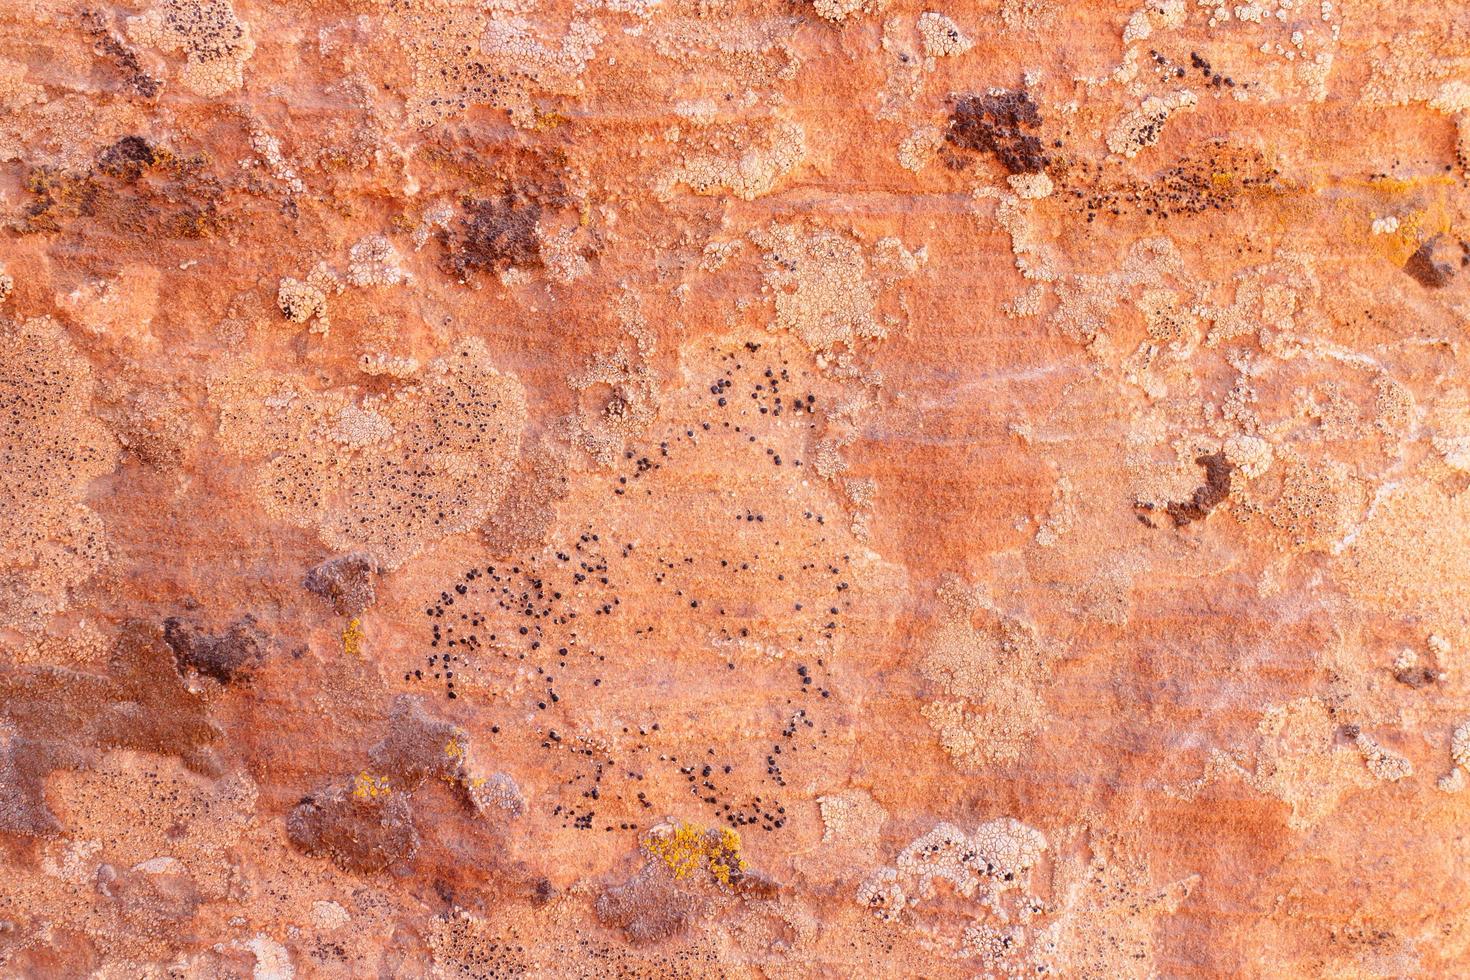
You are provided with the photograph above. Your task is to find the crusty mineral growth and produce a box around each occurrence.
[3,0,1470,975]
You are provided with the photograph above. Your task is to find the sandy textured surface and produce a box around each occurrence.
[2,0,1470,976]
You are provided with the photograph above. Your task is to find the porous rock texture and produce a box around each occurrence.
[3,0,1470,976]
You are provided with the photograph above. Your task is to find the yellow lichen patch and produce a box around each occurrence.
[351,771,391,801]
[643,822,748,887]
[342,617,365,658]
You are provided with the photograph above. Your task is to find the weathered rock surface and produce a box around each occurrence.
[3,0,1470,975]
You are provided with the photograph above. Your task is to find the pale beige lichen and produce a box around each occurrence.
[1008,172,1055,199]
[127,0,255,98]
[1001,0,1056,31]
[1430,391,1470,471]
[309,901,350,931]
[918,578,1061,769]
[1107,90,1197,158]
[1453,722,1470,771]
[814,0,890,22]
[699,239,744,272]
[857,817,1046,922]
[330,404,394,448]
[1354,732,1413,782]
[881,843,1200,978]
[465,771,526,819]
[477,14,602,126]
[872,237,926,282]
[1439,720,1470,792]
[876,15,925,120]
[241,339,526,569]
[1224,433,1273,479]
[394,5,603,127]
[658,120,806,201]
[276,277,327,328]
[1269,452,1366,550]
[537,226,591,283]
[917,12,972,57]
[1336,477,1470,618]
[0,56,44,112]
[0,317,116,631]
[1028,831,1198,977]
[1429,80,1470,115]
[897,126,944,173]
[242,935,293,979]
[817,790,888,848]
[248,126,303,195]
[1122,8,1152,44]
[751,223,883,353]
[1181,698,1374,832]
[48,752,257,895]
[359,353,421,379]
[1362,30,1469,109]
[1046,237,1187,345]
[346,236,408,288]
[566,306,660,467]
[1035,473,1075,546]
[1438,767,1466,794]
[1136,288,1195,344]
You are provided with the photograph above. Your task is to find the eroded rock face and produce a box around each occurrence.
[5,0,1470,976]
[0,624,222,775]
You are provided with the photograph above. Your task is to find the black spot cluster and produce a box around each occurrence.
[946,88,1048,175]
[401,340,858,838]
[1061,144,1280,224]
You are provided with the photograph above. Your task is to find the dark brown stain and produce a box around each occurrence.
[0,735,76,836]
[0,622,225,836]
[446,193,543,275]
[368,694,467,790]
[97,135,158,181]
[1404,237,1456,289]
[81,9,162,99]
[421,138,578,282]
[1137,452,1236,527]
[15,137,225,240]
[286,780,420,873]
[163,614,268,685]
[595,865,697,945]
[1393,666,1439,689]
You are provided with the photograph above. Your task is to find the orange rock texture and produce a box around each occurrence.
[3,0,1470,976]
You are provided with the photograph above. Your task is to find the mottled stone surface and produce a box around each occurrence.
[3,0,1470,975]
